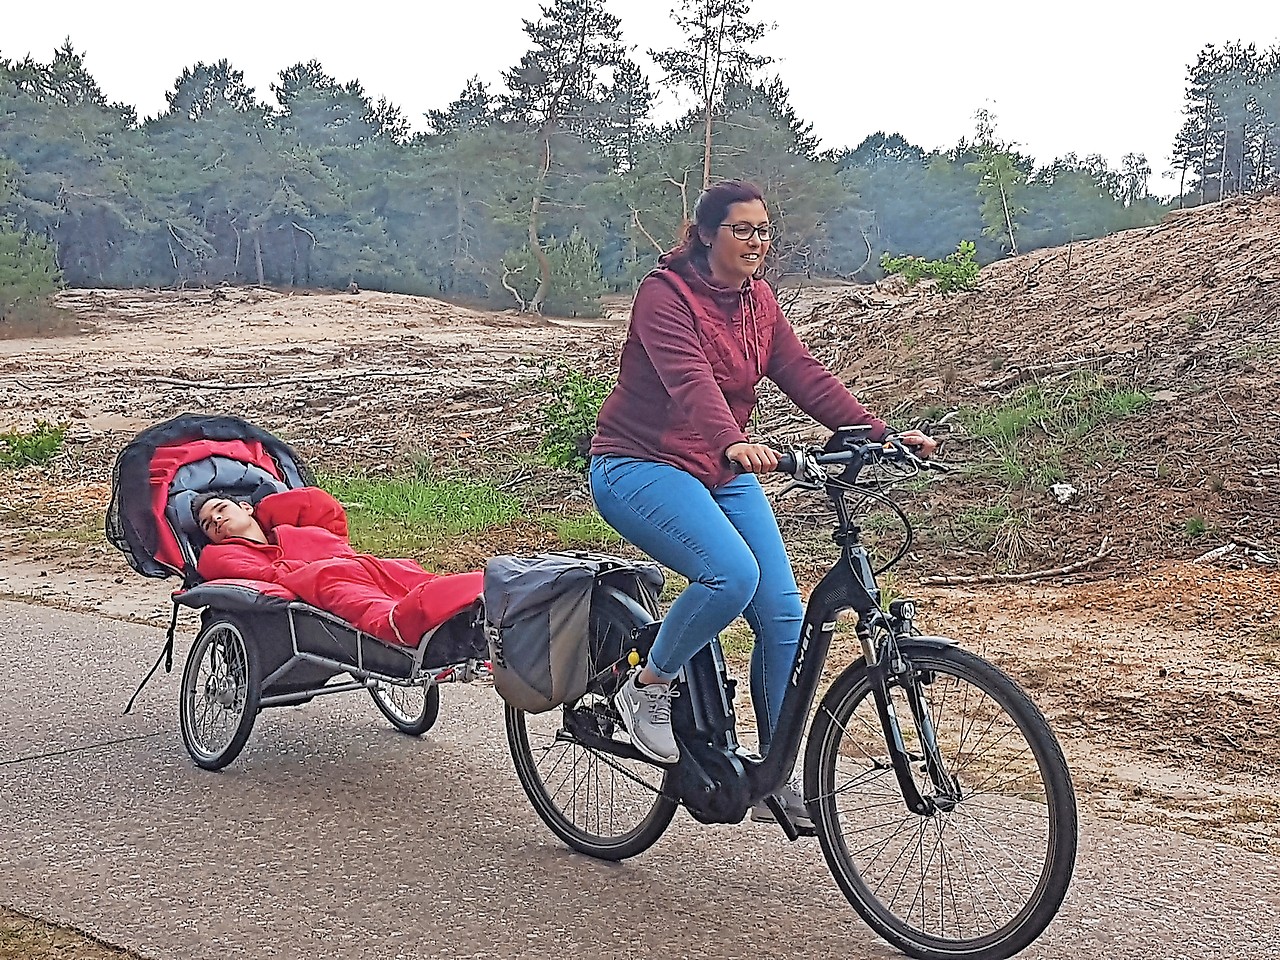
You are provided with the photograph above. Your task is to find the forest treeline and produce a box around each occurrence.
[1,0,1277,319]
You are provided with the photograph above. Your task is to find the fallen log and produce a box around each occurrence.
[147,367,434,390]
[978,355,1128,391]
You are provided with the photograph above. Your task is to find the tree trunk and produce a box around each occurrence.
[253,231,265,286]
[1219,139,1228,200]
[701,8,729,190]
[528,129,553,314]
[998,176,1019,255]
[290,221,316,287]
[702,101,714,190]
[452,173,464,294]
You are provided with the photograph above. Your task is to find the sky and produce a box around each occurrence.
[4,1,1280,198]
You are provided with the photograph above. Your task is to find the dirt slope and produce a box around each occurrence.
[3,194,1277,579]
[768,194,1280,577]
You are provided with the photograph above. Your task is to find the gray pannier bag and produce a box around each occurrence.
[483,551,664,713]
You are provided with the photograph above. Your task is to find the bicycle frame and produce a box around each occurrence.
[670,438,951,831]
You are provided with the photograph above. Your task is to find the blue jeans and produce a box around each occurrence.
[588,455,803,750]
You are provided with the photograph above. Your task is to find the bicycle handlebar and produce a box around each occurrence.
[771,437,950,483]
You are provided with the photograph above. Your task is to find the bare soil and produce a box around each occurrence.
[1,195,1278,955]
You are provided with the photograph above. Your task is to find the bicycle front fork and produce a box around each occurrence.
[861,625,958,816]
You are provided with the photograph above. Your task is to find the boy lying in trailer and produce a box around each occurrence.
[192,486,482,648]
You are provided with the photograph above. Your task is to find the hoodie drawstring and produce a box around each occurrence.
[742,288,763,377]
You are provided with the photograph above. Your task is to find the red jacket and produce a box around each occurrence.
[197,488,481,645]
[591,260,888,488]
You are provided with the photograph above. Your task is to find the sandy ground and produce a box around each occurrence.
[3,285,1277,854]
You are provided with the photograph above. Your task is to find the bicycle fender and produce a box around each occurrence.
[900,635,957,650]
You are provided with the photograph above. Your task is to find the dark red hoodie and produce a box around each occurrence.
[591,259,888,488]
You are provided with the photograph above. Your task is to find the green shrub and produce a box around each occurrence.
[502,229,608,318]
[0,420,66,467]
[538,364,614,472]
[880,241,980,294]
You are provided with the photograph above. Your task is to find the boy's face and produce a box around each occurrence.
[197,498,264,544]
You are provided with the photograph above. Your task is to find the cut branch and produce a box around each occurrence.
[1192,542,1238,564]
[978,355,1130,391]
[147,367,434,391]
[500,261,528,312]
[921,537,1112,585]
[291,221,318,245]
[630,207,665,255]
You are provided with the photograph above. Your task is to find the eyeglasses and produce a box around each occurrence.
[719,222,776,242]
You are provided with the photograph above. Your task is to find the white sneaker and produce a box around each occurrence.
[612,668,679,763]
[751,774,814,831]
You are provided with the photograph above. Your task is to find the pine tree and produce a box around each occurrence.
[650,0,773,189]
[964,111,1028,256]
[499,0,623,313]
[0,158,62,324]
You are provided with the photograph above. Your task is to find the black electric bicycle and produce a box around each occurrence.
[504,428,1077,960]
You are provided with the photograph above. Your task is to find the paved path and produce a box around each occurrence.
[1,601,1277,960]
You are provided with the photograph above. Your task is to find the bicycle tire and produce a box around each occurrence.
[179,612,263,771]
[370,680,440,736]
[505,589,677,860]
[805,642,1077,960]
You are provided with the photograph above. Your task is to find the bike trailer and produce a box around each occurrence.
[106,412,487,770]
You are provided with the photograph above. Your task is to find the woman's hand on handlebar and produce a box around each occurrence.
[892,429,939,459]
[725,441,781,474]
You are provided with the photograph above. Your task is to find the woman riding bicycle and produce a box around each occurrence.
[588,178,936,823]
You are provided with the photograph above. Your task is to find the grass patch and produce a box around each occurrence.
[1233,341,1280,364]
[969,396,1050,446]
[948,503,1012,549]
[542,510,623,548]
[20,514,101,545]
[966,374,1152,445]
[0,303,83,339]
[962,373,1153,491]
[1032,452,1066,486]
[321,472,521,557]
[718,621,756,660]
[0,420,66,467]
[659,570,690,605]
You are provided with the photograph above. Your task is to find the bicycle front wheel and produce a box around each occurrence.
[806,642,1077,960]
[505,589,677,860]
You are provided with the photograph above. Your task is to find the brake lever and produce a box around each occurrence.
[886,436,951,474]
[777,479,819,497]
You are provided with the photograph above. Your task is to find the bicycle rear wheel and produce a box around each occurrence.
[505,589,677,860]
[806,642,1077,960]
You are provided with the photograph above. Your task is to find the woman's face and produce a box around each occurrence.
[703,199,771,287]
